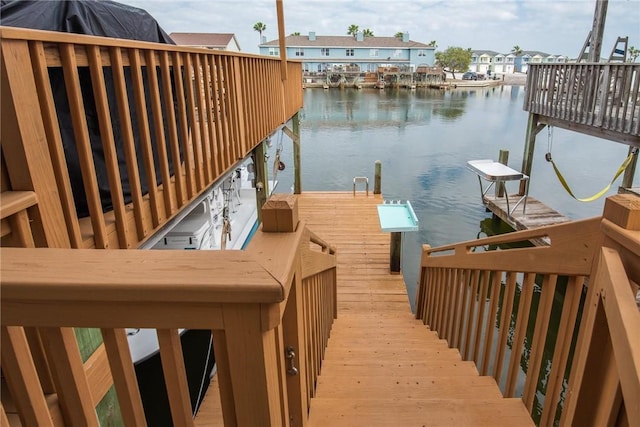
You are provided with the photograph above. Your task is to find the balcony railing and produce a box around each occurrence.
[416,194,640,426]
[524,63,640,145]
[0,26,303,250]
[1,213,337,426]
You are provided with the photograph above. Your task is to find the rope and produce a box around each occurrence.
[546,151,635,202]
[545,125,636,202]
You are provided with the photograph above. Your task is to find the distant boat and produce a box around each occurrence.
[375,80,386,89]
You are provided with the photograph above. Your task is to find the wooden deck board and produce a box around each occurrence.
[195,192,534,426]
[483,194,570,245]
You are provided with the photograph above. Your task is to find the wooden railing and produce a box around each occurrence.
[524,63,640,145]
[0,26,303,250]
[416,194,639,426]
[1,217,337,426]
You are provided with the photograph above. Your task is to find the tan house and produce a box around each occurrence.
[170,32,241,51]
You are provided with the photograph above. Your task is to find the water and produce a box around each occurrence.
[273,86,638,308]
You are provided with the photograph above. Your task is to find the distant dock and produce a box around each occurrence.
[483,194,571,246]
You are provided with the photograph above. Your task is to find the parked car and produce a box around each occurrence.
[462,71,478,80]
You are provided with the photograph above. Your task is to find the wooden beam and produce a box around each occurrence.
[276,0,288,81]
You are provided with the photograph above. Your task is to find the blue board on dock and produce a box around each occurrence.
[377,200,419,232]
[377,200,419,273]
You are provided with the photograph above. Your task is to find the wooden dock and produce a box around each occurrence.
[198,192,533,425]
[483,193,571,244]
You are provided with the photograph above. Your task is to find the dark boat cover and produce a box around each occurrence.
[1,0,179,218]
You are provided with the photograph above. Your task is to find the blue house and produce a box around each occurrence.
[259,32,435,75]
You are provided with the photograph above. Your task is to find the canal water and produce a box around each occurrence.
[274,85,638,305]
[271,86,638,423]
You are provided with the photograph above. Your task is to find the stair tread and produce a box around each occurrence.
[315,375,503,399]
[308,398,535,427]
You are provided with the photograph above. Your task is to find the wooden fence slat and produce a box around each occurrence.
[128,48,162,227]
[41,327,99,426]
[101,328,147,427]
[522,274,558,410]
[493,271,517,384]
[144,50,175,217]
[505,272,536,397]
[109,47,147,241]
[463,270,480,360]
[480,271,503,376]
[59,44,110,249]
[159,50,186,207]
[183,53,205,191]
[539,276,584,426]
[1,326,55,427]
[203,55,220,178]
[157,328,194,427]
[29,41,84,248]
[472,270,491,366]
[171,51,196,199]
[87,45,131,249]
[193,54,213,184]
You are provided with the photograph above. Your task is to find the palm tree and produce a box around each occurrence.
[253,22,267,42]
[395,32,403,39]
[290,32,301,36]
[511,45,523,73]
[347,25,359,37]
[428,40,437,47]
[628,46,640,63]
[362,28,374,37]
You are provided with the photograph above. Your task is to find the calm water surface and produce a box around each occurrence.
[275,86,637,306]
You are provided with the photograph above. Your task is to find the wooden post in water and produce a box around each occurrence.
[390,232,401,273]
[374,160,382,195]
[497,150,509,197]
[254,141,268,224]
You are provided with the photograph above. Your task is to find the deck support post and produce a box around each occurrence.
[520,113,545,195]
[374,160,382,195]
[293,112,302,194]
[282,115,302,194]
[621,146,637,190]
[390,232,402,273]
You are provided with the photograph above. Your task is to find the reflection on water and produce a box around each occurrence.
[275,86,638,308]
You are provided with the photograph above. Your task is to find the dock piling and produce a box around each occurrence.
[374,160,382,195]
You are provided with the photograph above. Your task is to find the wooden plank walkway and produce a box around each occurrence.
[299,192,533,426]
[196,192,534,426]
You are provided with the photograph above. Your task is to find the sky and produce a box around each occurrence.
[123,0,640,57]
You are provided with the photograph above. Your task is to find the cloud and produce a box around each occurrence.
[124,0,640,56]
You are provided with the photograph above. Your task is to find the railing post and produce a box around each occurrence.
[216,304,287,426]
[254,141,269,224]
[261,194,299,232]
[293,113,302,194]
[496,150,509,197]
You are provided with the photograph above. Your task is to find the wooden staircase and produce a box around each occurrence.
[298,193,534,427]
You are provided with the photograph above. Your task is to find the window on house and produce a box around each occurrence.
[370,49,379,57]
[495,57,503,63]
[303,63,310,72]
[268,48,279,56]
[321,48,330,56]
[393,49,402,57]
[471,56,478,63]
[417,50,426,57]
[295,48,304,57]
[346,48,354,56]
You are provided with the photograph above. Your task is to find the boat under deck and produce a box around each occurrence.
[196,191,534,426]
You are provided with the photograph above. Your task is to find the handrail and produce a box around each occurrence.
[416,194,640,426]
[1,221,338,426]
[0,26,303,250]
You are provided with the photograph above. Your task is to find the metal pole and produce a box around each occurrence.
[293,113,302,194]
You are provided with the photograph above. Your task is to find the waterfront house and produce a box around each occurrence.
[170,32,242,52]
[470,50,569,74]
[259,31,435,75]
